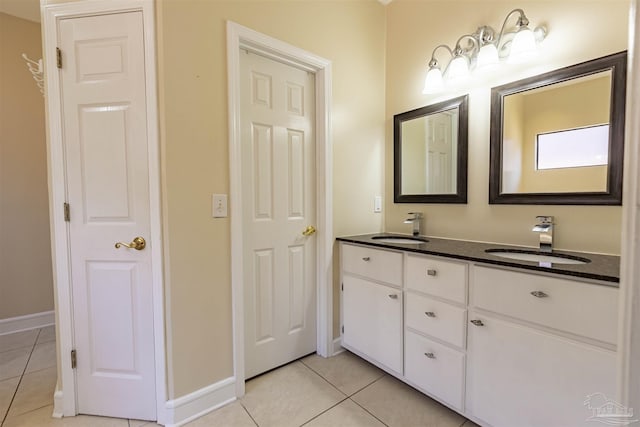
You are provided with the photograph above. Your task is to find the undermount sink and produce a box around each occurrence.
[485,248,591,265]
[371,235,428,245]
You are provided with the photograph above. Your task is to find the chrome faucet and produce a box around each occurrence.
[404,212,423,237]
[532,216,554,253]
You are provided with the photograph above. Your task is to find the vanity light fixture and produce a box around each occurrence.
[422,8,546,94]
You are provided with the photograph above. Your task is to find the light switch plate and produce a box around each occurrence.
[374,196,382,213]
[212,194,228,218]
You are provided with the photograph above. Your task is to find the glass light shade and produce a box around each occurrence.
[509,27,536,61]
[423,67,444,94]
[447,55,470,80]
[476,43,499,69]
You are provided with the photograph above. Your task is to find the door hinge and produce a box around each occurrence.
[341,282,343,291]
[63,202,70,222]
[341,325,344,333]
[70,349,77,369]
[56,47,62,69]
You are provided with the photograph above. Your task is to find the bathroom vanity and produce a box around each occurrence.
[337,234,619,427]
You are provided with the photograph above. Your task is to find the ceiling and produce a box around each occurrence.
[0,0,40,22]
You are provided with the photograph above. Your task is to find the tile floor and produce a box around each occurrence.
[1,327,478,427]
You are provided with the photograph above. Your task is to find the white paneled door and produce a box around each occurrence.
[240,50,317,379]
[59,12,156,420]
[426,112,455,194]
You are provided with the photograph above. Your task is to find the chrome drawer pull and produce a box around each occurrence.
[424,352,436,359]
[424,311,436,318]
[362,257,371,261]
[427,269,437,277]
[530,291,549,298]
[388,294,398,300]
[470,319,484,327]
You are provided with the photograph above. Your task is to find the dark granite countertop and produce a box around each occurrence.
[336,233,620,285]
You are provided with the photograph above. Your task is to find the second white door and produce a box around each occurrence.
[240,50,317,379]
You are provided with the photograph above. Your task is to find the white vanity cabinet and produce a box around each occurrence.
[339,241,619,427]
[341,244,403,374]
[466,265,618,427]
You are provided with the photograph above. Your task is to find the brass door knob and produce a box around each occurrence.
[302,226,316,236]
[115,236,146,250]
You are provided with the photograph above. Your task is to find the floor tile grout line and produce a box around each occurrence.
[238,399,260,427]
[294,359,350,400]
[348,376,392,427]
[298,396,350,427]
[1,328,41,426]
[299,352,386,398]
[295,361,392,427]
[344,372,386,397]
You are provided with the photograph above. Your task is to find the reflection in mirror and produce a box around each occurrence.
[401,108,458,194]
[490,52,627,205]
[394,95,468,203]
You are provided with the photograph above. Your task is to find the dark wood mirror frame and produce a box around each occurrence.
[489,51,627,205]
[394,95,469,204]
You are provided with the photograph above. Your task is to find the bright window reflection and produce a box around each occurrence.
[536,124,609,170]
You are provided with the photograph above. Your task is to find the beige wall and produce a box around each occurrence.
[156,0,386,398]
[385,0,628,255]
[519,76,610,193]
[0,12,54,320]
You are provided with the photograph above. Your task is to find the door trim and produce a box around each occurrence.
[619,0,640,410]
[42,0,166,422]
[226,21,333,397]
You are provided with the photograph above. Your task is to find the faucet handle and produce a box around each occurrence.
[408,212,423,218]
[535,215,554,224]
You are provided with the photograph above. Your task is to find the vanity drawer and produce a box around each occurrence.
[471,265,618,344]
[406,292,466,348]
[405,330,464,411]
[405,254,467,303]
[341,243,402,286]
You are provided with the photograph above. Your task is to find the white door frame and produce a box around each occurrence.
[226,21,333,396]
[619,0,640,411]
[41,0,166,422]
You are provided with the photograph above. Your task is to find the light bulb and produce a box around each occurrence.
[447,55,470,80]
[509,26,536,62]
[476,43,499,69]
[423,67,444,94]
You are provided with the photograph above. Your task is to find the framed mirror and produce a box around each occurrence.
[394,95,468,203]
[489,51,627,205]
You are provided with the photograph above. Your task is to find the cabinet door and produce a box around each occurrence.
[342,275,403,374]
[466,313,616,427]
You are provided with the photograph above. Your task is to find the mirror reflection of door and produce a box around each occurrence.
[400,108,458,195]
[426,111,457,194]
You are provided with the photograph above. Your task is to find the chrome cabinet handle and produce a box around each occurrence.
[424,352,436,359]
[470,319,484,327]
[424,311,436,318]
[427,269,437,276]
[362,257,371,261]
[530,291,549,298]
[115,236,146,250]
[388,294,398,300]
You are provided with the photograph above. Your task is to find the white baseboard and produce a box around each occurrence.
[163,376,236,427]
[332,337,344,356]
[52,388,64,418]
[0,310,55,335]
